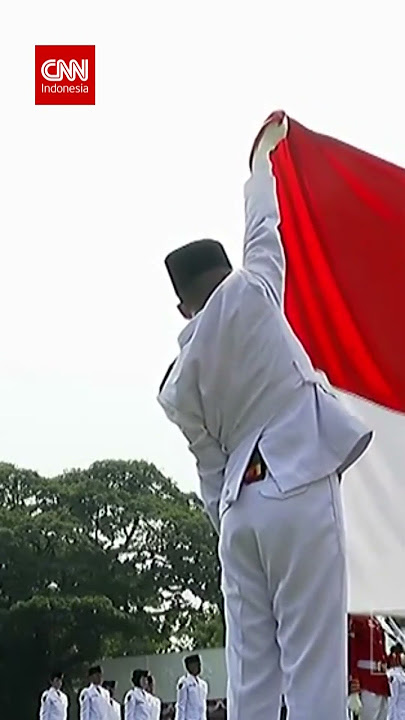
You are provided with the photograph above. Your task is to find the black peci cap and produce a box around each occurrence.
[185,654,201,666]
[132,669,148,687]
[50,670,64,681]
[88,665,102,676]
[102,680,116,690]
[165,240,232,300]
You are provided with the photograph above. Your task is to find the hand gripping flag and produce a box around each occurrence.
[250,111,405,614]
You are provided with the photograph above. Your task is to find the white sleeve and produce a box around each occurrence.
[180,416,228,534]
[388,675,400,720]
[39,692,49,720]
[174,680,188,720]
[160,392,227,533]
[79,689,90,720]
[124,691,134,720]
[243,157,285,308]
[63,692,69,720]
[154,697,162,720]
[201,681,208,720]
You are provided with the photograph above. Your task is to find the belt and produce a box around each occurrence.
[357,660,385,672]
[242,450,267,485]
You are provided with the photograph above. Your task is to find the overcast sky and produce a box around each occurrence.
[1,0,404,492]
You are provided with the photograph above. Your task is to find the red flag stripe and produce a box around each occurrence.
[256,115,405,413]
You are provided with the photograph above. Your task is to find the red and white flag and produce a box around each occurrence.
[251,112,405,614]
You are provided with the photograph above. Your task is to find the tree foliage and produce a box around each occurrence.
[0,460,222,719]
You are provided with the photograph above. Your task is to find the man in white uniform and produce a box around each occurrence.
[103,681,122,719]
[39,670,68,720]
[146,674,162,720]
[158,118,372,720]
[175,655,208,720]
[124,669,151,720]
[389,655,405,720]
[79,665,110,720]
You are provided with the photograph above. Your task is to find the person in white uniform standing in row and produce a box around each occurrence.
[103,680,122,719]
[39,670,68,720]
[175,654,208,720]
[79,665,110,720]
[389,654,405,720]
[125,669,151,720]
[158,117,372,720]
[146,674,161,720]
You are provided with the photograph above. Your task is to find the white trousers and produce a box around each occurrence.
[218,472,347,720]
[361,691,388,720]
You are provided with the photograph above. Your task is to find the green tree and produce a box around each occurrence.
[0,460,222,719]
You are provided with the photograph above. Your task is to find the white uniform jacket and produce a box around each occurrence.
[174,674,207,720]
[158,149,372,532]
[108,698,121,719]
[147,693,161,720]
[39,687,68,720]
[389,668,405,720]
[124,687,151,720]
[79,684,110,720]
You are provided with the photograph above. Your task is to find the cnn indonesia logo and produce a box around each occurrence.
[35,45,95,105]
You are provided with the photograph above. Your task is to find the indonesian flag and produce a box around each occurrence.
[250,112,405,614]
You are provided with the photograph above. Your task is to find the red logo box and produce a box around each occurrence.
[35,45,95,105]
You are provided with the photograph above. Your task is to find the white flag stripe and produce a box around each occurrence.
[339,390,405,613]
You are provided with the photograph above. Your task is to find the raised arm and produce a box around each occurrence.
[244,119,286,307]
